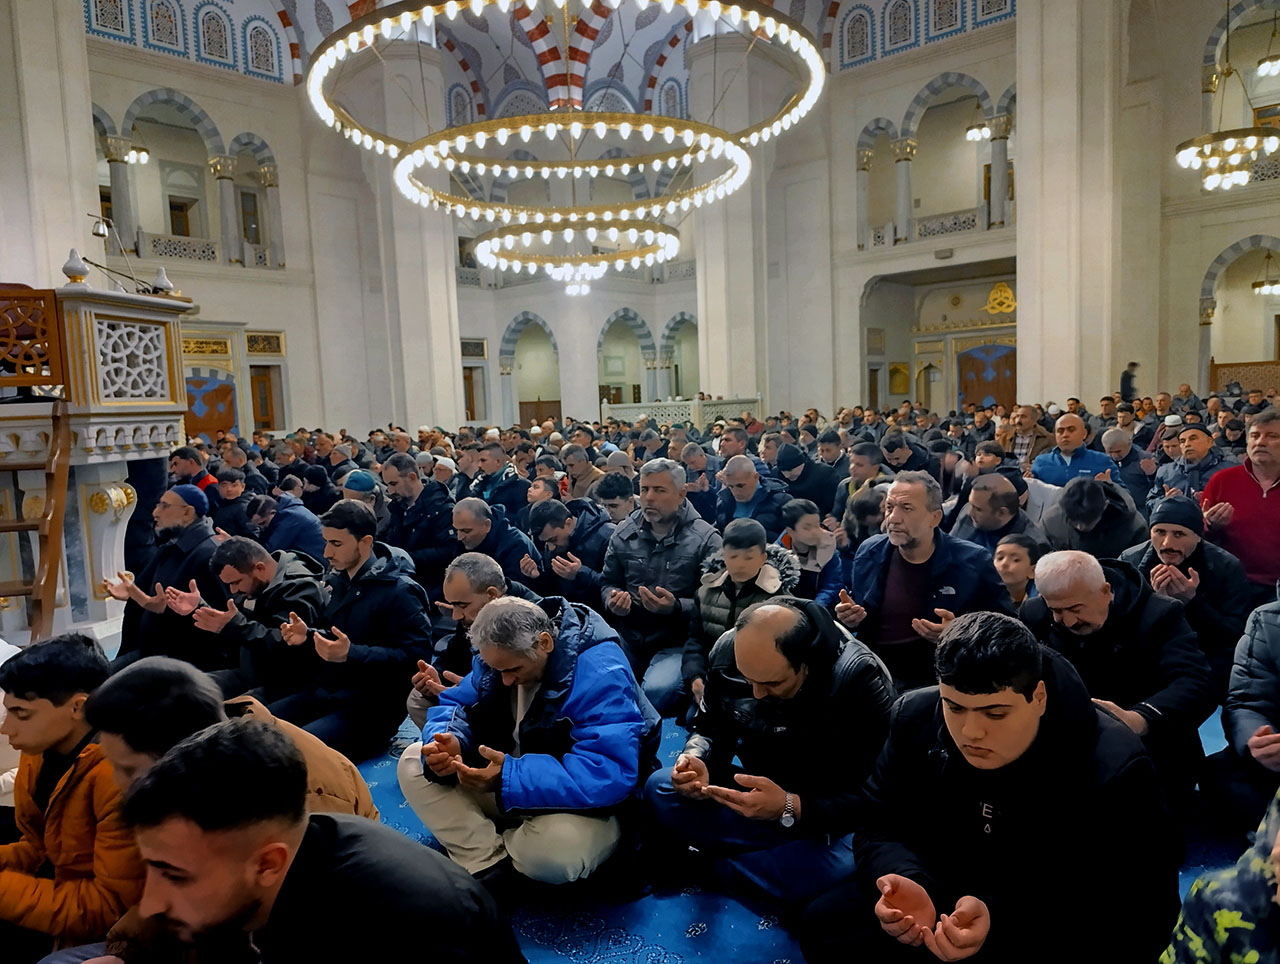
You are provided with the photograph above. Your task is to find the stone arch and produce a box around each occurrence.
[1204,0,1280,67]
[856,116,899,151]
[438,30,488,118]
[658,311,696,362]
[1201,234,1280,303]
[900,71,994,140]
[597,307,657,360]
[92,103,117,138]
[227,131,275,165]
[499,311,559,364]
[996,83,1016,117]
[568,0,612,107]
[488,149,542,204]
[512,3,568,107]
[642,21,693,112]
[122,88,225,155]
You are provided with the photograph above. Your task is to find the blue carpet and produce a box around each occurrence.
[357,715,1241,961]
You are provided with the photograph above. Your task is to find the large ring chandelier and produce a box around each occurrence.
[305,0,824,284]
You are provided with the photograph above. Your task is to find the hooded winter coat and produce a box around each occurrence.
[0,741,144,943]
[681,544,801,686]
[218,550,328,702]
[1224,602,1280,764]
[778,527,842,606]
[713,475,793,540]
[848,649,1178,964]
[1120,537,1251,697]
[425,597,660,814]
[472,504,541,584]
[466,463,532,517]
[1148,447,1236,509]
[886,437,943,485]
[305,543,433,723]
[684,598,896,831]
[429,580,543,681]
[380,479,456,597]
[117,517,231,671]
[262,493,326,561]
[1021,559,1215,805]
[529,498,616,605]
[780,458,841,517]
[1041,479,1149,557]
[1163,788,1280,963]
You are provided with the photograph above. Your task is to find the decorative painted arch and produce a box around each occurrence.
[900,71,994,139]
[569,0,612,108]
[856,116,899,151]
[658,310,696,361]
[1204,0,1280,67]
[512,4,568,108]
[439,30,488,117]
[597,307,657,359]
[227,131,276,165]
[92,103,117,138]
[821,0,841,55]
[264,0,304,84]
[996,83,1016,117]
[642,21,693,112]
[499,311,559,363]
[122,88,225,154]
[1201,234,1280,303]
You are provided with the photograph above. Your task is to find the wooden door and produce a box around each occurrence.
[463,367,477,421]
[867,366,880,410]
[519,400,560,425]
[599,385,623,405]
[956,345,1016,410]
[249,366,275,431]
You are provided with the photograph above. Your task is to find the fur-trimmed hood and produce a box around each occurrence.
[699,542,801,593]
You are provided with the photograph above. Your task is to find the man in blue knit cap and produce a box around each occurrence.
[109,484,230,671]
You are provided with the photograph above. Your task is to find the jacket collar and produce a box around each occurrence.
[174,516,216,552]
[703,563,782,592]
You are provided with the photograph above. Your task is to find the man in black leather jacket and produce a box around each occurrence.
[644,597,896,907]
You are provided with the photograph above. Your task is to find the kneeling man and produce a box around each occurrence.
[398,596,657,885]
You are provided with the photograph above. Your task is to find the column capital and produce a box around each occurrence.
[104,135,133,163]
[208,155,237,179]
[1202,65,1220,94]
[1199,297,1216,326]
[856,148,874,171]
[989,114,1013,140]
[891,138,918,162]
[255,163,279,188]
[499,362,514,376]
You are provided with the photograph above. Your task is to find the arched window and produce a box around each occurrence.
[93,0,126,33]
[150,0,180,47]
[931,0,958,32]
[661,81,681,118]
[200,9,230,62]
[886,0,913,49]
[248,25,275,74]
[979,0,1010,17]
[844,11,870,63]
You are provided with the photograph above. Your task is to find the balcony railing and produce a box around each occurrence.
[138,231,219,263]
[914,207,982,241]
[456,265,482,287]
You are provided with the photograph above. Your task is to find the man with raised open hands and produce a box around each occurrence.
[265,500,432,761]
[800,611,1177,963]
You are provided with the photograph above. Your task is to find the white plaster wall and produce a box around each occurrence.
[912,97,983,216]
[599,322,645,395]
[1213,250,1279,362]
[514,325,560,403]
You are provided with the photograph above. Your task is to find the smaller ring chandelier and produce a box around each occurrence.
[1254,250,1279,296]
[1175,0,1280,192]
[305,0,825,288]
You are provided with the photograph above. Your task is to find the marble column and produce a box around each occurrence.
[891,138,917,243]
[855,149,873,250]
[988,115,1012,228]
[0,0,99,284]
[643,355,658,403]
[209,155,241,264]
[1199,299,1215,394]
[1015,0,1121,402]
[499,364,515,428]
[103,136,137,255]
[256,163,285,268]
[655,361,672,400]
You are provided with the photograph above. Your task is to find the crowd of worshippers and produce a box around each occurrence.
[1,376,1280,963]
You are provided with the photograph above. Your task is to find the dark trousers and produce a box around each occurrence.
[643,768,854,908]
[1202,747,1280,840]
[267,688,400,762]
[801,877,929,964]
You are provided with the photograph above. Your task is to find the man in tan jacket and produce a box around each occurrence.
[562,444,606,500]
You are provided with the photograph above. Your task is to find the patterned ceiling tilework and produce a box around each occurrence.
[86,0,299,82]
[832,0,1014,72]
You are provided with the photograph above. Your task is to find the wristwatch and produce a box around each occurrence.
[780,792,796,828]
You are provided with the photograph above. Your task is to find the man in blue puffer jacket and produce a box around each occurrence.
[398,595,660,886]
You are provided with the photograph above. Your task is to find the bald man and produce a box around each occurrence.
[1029,414,1113,487]
[949,474,1048,554]
[712,455,792,540]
